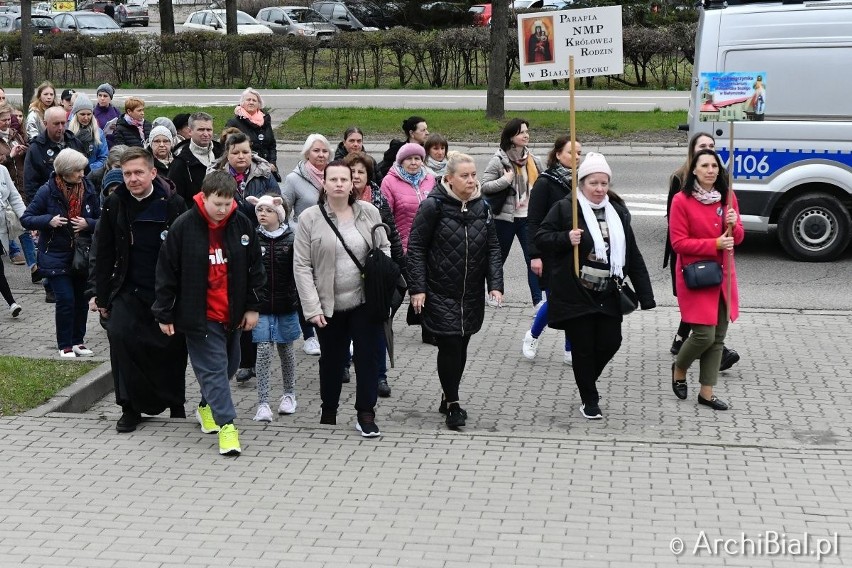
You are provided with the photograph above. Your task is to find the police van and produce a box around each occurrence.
[688,0,852,261]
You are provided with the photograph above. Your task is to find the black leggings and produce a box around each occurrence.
[0,256,15,306]
[564,313,622,406]
[435,334,471,403]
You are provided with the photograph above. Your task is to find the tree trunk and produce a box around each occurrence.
[486,0,507,120]
[159,0,175,35]
[20,0,34,106]
[225,0,240,78]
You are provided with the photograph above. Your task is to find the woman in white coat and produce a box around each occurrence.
[0,164,26,317]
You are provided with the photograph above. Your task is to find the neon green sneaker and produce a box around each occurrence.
[195,404,219,434]
[218,424,241,456]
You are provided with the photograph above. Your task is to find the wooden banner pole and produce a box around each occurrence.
[570,55,579,277]
[725,122,735,322]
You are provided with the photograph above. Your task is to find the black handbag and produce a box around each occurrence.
[71,234,92,278]
[682,259,723,289]
[486,186,512,216]
[615,278,638,315]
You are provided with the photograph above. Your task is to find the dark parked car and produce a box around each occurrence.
[256,6,339,40]
[0,12,60,58]
[312,0,394,31]
[52,11,122,35]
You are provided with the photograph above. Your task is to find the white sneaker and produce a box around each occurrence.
[278,394,297,415]
[564,350,573,366]
[522,330,539,360]
[253,403,274,422]
[59,348,76,358]
[485,294,500,308]
[72,344,94,357]
[9,303,21,318]
[303,336,321,356]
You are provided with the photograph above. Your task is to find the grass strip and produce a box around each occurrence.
[0,356,100,416]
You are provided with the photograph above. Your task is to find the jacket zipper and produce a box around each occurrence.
[461,213,468,336]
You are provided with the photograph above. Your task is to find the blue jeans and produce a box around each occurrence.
[186,321,241,426]
[12,232,37,267]
[495,217,542,304]
[51,274,88,349]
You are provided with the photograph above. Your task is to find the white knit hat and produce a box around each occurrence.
[577,152,612,181]
[247,194,287,224]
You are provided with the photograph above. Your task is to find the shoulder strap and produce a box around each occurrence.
[319,204,364,273]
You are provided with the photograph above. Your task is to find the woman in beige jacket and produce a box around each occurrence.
[293,159,390,438]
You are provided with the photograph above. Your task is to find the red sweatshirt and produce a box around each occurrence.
[193,193,238,324]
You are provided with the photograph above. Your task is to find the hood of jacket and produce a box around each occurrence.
[193,191,238,228]
[436,175,482,207]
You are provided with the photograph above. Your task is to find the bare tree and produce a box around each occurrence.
[20,0,34,106]
[486,0,507,120]
[159,0,175,35]
[225,0,240,77]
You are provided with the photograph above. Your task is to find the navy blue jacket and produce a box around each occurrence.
[23,131,86,201]
[21,176,100,276]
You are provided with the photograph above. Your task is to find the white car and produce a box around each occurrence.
[182,9,272,35]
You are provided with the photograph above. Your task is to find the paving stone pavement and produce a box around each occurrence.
[2,257,852,567]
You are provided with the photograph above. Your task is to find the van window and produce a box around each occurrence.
[724,47,852,119]
[332,5,347,19]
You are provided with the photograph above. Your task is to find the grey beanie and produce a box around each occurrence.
[96,83,115,99]
[71,93,94,117]
[152,117,177,139]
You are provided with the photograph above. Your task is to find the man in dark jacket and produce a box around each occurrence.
[153,171,266,457]
[167,111,223,208]
[24,106,86,202]
[91,147,188,433]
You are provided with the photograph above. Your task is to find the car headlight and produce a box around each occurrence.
[298,28,317,35]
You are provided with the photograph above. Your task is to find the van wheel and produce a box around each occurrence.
[777,194,851,261]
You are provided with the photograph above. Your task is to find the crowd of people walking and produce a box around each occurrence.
[0,82,744,457]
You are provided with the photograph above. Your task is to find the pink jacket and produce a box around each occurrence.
[380,166,436,252]
[670,191,745,325]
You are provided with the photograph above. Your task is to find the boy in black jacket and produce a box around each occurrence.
[153,171,266,456]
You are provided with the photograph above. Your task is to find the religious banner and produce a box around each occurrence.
[698,72,768,122]
[517,5,623,82]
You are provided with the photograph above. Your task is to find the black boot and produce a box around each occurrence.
[719,347,741,371]
[377,378,391,398]
[116,410,142,433]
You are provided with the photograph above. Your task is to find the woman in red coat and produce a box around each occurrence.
[669,149,744,410]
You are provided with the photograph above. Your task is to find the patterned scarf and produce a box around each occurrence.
[577,191,626,279]
[55,175,84,220]
[124,114,145,142]
[550,163,573,188]
[228,165,247,195]
[304,161,325,190]
[426,156,447,177]
[235,105,265,128]
[395,164,426,191]
[692,180,722,204]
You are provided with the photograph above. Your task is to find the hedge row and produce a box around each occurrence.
[0,24,696,90]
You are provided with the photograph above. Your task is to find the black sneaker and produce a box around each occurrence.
[342,367,351,383]
[580,403,603,420]
[446,404,466,429]
[377,379,391,398]
[670,336,684,355]
[45,290,55,304]
[355,412,381,438]
[438,398,468,419]
[116,411,142,433]
[719,347,740,372]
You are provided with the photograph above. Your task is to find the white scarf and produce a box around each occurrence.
[190,140,214,167]
[577,191,626,279]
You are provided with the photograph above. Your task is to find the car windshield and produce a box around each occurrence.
[31,16,55,26]
[76,14,119,28]
[285,8,325,23]
[234,12,257,24]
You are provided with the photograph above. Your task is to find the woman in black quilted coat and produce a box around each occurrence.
[407,152,503,430]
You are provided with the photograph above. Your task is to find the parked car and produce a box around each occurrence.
[115,0,148,27]
[0,12,60,58]
[311,1,390,31]
[52,11,122,35]
[468,3,491,26]
[182,9,273,35]
[513,0,544,9]
[256,6,338,40]
[77,0,111,13]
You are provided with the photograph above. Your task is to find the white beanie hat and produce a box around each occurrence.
[577,152,612,181]
[146,125,173,148]
[247,194,288,224]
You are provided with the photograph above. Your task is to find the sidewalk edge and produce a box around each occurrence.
[26,362,113,417]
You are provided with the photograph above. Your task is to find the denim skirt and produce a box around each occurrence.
[252,312,301,343]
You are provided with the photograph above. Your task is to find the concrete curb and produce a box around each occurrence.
[25,362,113,417]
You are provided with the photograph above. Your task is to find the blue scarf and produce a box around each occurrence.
[395,164,426,190]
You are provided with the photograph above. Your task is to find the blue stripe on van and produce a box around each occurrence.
[716,149,852,180]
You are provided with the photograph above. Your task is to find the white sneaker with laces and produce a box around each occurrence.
[253,403,274,422]
[59,348,76,358]
[522,330,539,360]
[9,303,21,318]
[73,344,94,357]
[564,350,573,366]
[303,336,321,356]
[278,394,297,415]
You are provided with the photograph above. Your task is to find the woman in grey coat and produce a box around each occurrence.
[282,133,332,355]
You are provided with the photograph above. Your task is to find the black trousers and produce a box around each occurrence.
[239,329,257,368]
[563,313,622,406]
[435,334,471,403]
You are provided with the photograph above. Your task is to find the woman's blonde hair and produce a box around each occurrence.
[28,81,55,114]
[445,151,475,176]
[67,114,103,148]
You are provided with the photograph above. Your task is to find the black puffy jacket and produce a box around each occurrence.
[225,113,277,168]
[256,225,299,315]
[526,168,572,289]
[406,180,503,337]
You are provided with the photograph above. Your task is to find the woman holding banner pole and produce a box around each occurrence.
[669,149,743,411]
